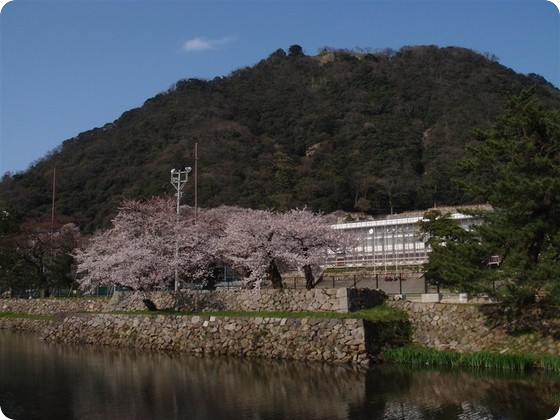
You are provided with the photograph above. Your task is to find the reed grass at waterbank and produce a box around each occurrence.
[383,345,560,373]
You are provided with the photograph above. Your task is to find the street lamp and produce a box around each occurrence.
[170,167,192,291]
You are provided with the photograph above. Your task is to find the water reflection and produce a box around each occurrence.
[352,366,560,419]
[1,332,367,420]
[0,331,558,420]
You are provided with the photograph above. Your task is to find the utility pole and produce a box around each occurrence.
[194,143,198,222]
[51,167,56,231]
[170,166,192,291]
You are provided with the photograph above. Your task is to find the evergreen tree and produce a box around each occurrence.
[418,209,498,295]
[424,90,560,303]
[464,90,560,302]
[0,208,23,293]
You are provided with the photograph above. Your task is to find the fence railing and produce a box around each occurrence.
[281,273,427,294]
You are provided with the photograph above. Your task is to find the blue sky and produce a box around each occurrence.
[1,0,559,175]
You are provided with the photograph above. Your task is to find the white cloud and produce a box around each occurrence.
[181,36,235,52]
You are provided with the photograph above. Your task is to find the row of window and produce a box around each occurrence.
[326,209,484,268]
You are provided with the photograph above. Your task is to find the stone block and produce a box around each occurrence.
[338,298,349,313]
[421,293,440,303]
[336,288,348,298]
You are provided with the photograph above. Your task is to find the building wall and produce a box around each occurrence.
[327,207,486,270]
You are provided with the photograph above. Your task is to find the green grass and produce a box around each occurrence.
[189,306,407,322]
[351,306,409,321]
[0,296,409,322]
[539,355,560,373]
[0,312,54,321]
[103,304,408,322]
[383,344,560,373]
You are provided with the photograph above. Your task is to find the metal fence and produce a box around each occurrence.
[281,273,427,294]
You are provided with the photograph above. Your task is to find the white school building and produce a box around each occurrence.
[326,206,488,272]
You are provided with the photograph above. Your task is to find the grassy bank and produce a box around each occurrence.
[383,344,560,373]
[103,304,409,322]
[0,304,408,323]
[193,305,409,322]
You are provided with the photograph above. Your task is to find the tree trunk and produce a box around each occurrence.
[142,299,158,311]
[40,273,51,298]
[267,259,283,289]
[303,265,315,290]
[140,290,158,311]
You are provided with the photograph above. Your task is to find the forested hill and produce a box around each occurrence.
[2,44,560,232]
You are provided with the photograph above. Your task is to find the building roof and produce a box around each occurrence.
[331,204,492,230]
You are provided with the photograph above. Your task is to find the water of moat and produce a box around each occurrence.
[0,331,558,420]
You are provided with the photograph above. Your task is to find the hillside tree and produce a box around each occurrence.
[0,208,26,292]
[5,218,80,296]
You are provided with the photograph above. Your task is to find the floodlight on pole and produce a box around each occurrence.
[170,166,192,291]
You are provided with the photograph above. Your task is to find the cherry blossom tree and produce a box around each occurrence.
[74,196,232,302]
[215,207,284,288]
[276,208,346,289]
[75,197,351,297]
[214,207,348,289]
[176,205,239,288]
[74,197,192,300]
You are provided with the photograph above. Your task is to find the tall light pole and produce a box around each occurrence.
[170,167,192,291]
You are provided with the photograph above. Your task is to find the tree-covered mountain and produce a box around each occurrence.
[2,44,559,232]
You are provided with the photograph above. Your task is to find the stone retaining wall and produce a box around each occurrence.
[106,288,386,313]
[0,288,384,315]
[388,300,560,354]
[42,313,381,365]
[387,301,503,352]
[0,318,51,333]
[5,293,560,359]
[0,290,406,365]
[0,298,106,315]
